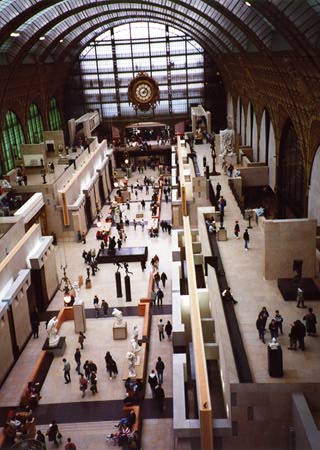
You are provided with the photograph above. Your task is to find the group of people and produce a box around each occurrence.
[148,357,166,411]
[159,219,172,234]
[255,304,317,350]
[93,295,109,318]
[256,307,283,344]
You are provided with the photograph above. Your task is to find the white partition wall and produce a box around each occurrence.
[241,104,246,144]
[252,110,258,161]
[246,103,252,149]
[260,110,267,163]
[268,121,276,191]
[308,145,320,225]
[236,98,241,134]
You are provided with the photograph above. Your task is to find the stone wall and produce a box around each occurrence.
[0,311,14,385]
[264,218,317,280]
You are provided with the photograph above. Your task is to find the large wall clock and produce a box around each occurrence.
[128,72,159,112]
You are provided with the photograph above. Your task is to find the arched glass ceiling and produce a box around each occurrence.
[0,0,319,65]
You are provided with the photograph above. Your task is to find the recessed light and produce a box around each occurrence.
[39,36,45,41]
[245,1,251,5]
[59,39,64,43]
[10,32,20,37]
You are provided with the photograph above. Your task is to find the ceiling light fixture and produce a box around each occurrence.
[10,32,20,37]
[39,36,45,41]
[59,39,64,43]
[245,1,251,5]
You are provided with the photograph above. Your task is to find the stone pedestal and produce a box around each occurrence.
[42,336,66,357]
[113,321,127,340]
[217,228,227,241]
[73,301,86,333]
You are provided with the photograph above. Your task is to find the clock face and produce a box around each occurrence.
[128,72,159,112]
[135,83,152,102]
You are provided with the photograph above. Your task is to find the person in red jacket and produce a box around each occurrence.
[65,437,76,449]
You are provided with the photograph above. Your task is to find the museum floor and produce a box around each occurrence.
[1,147,320,449]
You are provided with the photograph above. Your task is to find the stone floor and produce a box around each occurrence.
[209,150,320,384]
[2,145,320,449]
[0,167,174,450]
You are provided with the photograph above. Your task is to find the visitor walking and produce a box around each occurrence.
[274,310,284,335]
[156,288,164,306]
[268,319,278,340]
[216,182,221,199]
[218,196,226,214]
[155,357,165,384]
[234,221,240,239]
[155,384,165,411]
[161,272,167,288]
[90,371,98,394]
[288,322,299,350]
[79,374,88,398]
[256,315,265,343]
[46,420,61,448]
[158,319,165,341]
[259,306,269,329]
[36,430,47,448]
[101,299,109,317]
[74,348,81,374]
[78,331,86,350]
[303,308,317,336]
[63,358,71,383]
[165,320,172,339]
[243,228,250,250]
[295,320,306,350]
[296,287,305,308]
[148,370,158,398]
[32,319,39,338]
[93,295,100,318]
[65,437,77,450]
[153,271,160,288]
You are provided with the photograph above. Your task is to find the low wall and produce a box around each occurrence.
[239,166,269,187]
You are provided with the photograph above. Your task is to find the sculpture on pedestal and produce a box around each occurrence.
[112,308,123,326]
[126,351,137,378]
[47,317,60,347]
[220,128,235,156]
[73,281,81,304]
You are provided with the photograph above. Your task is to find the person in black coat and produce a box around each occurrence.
[160,272,167,288]
[148,370,158,398]
[295,320,306,350]
[165,320,172,339]
[256,314,265,343]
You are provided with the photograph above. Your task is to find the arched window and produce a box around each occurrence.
[49,98,62,130]
[1,111,25,173]
[27,103,44,144]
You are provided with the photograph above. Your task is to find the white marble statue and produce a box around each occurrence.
[126,351,137,378]
[132,325,139,342]
[73,281,81,304]
[112,308,123,326]
[220,128,235,155]
[47,317,60,347]
[130,337,141,353]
